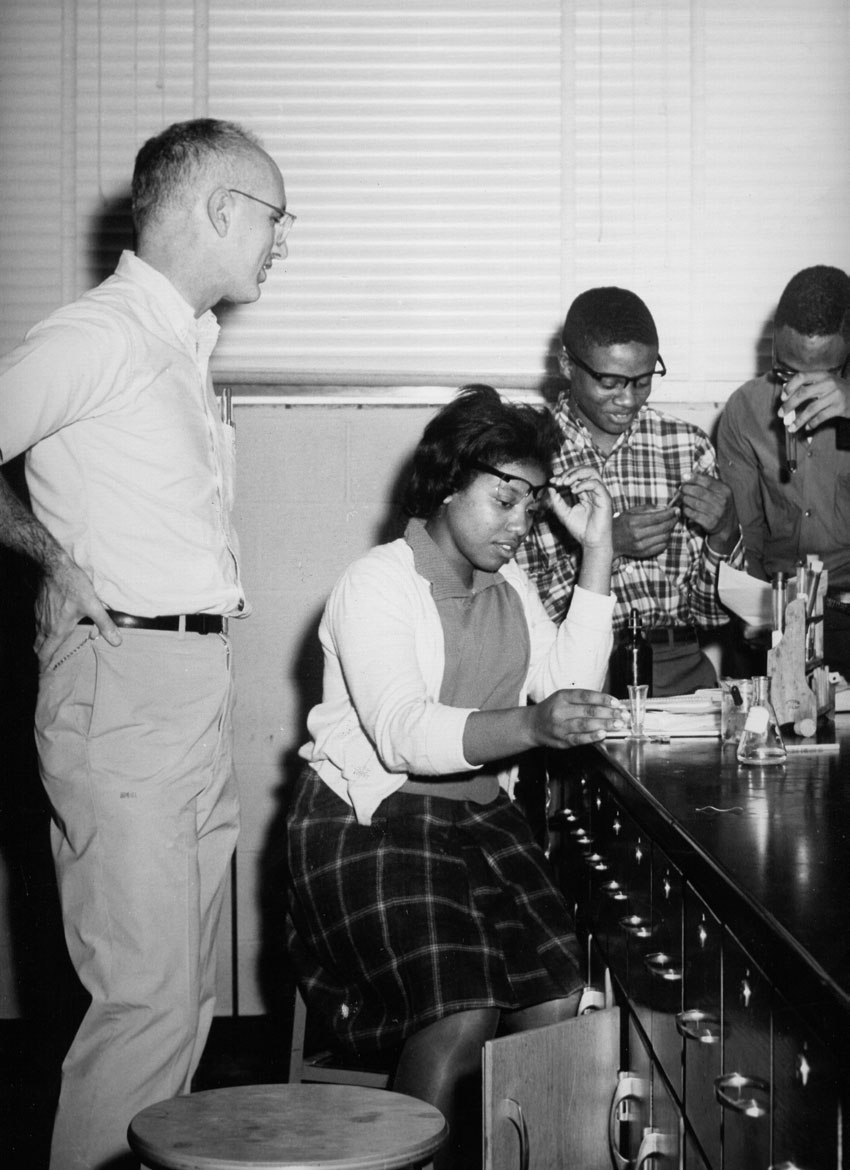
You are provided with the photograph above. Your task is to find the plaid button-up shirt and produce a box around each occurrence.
[517,397,743,632]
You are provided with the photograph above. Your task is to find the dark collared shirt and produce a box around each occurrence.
[717,374,850,589]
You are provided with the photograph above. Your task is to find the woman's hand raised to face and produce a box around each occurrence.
[529,688,624,749]
[547,466,613,551]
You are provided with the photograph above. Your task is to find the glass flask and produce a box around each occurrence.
[736,676,787,764]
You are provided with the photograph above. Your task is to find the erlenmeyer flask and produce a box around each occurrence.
[736,676,786,764]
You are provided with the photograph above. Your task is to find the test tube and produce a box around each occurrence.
[778,381,797,474]
[785,425,797,474]
[772,572,787,635]
[796,561,806,602]
[805,557,823,663]
[805,560,822,621]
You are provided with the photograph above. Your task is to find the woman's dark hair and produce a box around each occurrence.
[402,384,562,519]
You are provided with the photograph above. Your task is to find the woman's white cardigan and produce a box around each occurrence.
[300,537,615,825]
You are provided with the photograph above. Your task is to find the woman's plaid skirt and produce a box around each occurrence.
[286,766,584,1053]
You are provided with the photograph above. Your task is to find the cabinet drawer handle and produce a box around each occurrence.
[635,1126,675,1167]
[644,952,682,981]
[608,1071,644,1170]
[499,1097,529,1170]
[577,985,606,1014]
[714,1072,770,1117]
[620,914,652,938]
[676,1009,721,1043]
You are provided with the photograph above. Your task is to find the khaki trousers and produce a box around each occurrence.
[36,628,239,1170]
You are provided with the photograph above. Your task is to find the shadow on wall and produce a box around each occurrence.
[0,460,88,1169]
[86,190,135,288]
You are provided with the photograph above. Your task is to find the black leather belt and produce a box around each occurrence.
[79,610,225,635]
[645,626,698,646]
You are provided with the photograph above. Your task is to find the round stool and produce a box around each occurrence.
[127,1083,448,1170]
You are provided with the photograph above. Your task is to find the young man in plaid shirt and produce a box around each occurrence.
[518,286,743,696]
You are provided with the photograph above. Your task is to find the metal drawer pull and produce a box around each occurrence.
[608,1071,644,1170]
[635,1126,675,1167]
[675,1009,721,1043]
[499,1097,529,1170]
[620,914,652,938]
[644,951,683,981]
[584,851,608,870]
[714,1072,770,1117]
[577,985,606,1014]
[602,879,628,901]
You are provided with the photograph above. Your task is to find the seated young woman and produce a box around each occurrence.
[286,384,622,1169]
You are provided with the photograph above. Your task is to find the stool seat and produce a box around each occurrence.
[128,1083,448,1170]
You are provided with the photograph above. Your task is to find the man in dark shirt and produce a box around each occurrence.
[717,266,850,676]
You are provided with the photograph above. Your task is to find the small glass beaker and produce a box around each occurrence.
[720,678,752,745]
[627,684,649,740]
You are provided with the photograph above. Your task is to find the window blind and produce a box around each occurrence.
[0,0,847,398]
[565,0,850,403]
[565,1,695,396]
[693,0,850,396]
[0,0,65,353]
[73,0,199,297]
[207,0,565,385]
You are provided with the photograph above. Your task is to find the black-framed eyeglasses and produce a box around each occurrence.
[565,347,666,392]
[468,460,550,513]
[228,189,296,241]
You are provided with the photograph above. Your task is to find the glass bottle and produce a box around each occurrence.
[736,676,787,764]
[610,609,653,700]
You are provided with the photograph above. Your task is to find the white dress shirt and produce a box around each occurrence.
[0,252,248,617]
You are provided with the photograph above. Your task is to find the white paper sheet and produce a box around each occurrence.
[607,690,722,738]
[718,562,774,627]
